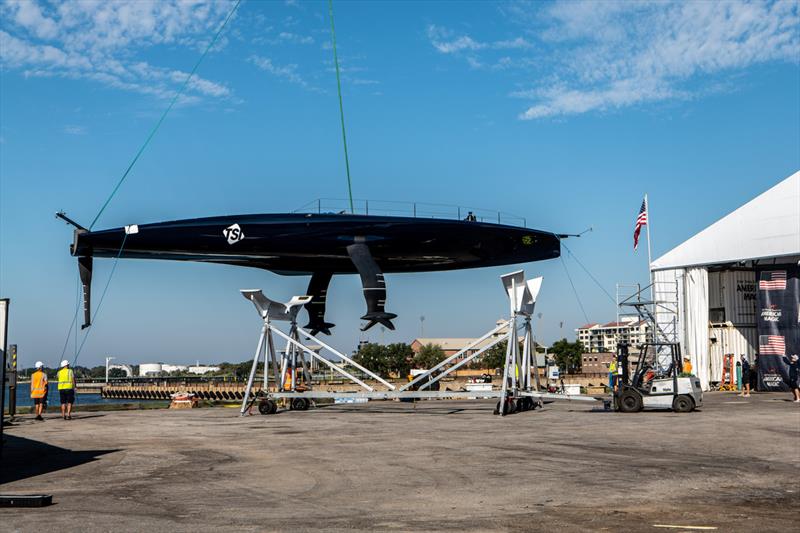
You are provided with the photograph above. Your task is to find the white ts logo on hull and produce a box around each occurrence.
[223,223,245,245]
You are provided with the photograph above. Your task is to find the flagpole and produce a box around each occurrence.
[645,193,654,302]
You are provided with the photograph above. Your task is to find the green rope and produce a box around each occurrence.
[89,0,242,230]
[328,0,355,214]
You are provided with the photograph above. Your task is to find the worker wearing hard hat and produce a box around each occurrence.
[57,359,76,420]
[30,361,48,421]
[608,358,617,392]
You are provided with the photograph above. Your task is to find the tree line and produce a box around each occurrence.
[351,338,583,379]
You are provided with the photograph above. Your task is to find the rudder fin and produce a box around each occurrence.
[78,256,92,329]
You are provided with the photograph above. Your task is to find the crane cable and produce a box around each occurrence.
[328,0,355,214]
[560,254,590,325]
[561,241,616,304]
[59,1,241,367]
[88,0,242,231]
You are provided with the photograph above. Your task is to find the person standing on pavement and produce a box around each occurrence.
[787,354,800,403]
[57,359,76,420]
[738,355,752,397]
[608,357,617,392]
[30,361,48,421]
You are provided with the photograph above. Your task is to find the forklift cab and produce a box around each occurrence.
[614,342,702,413]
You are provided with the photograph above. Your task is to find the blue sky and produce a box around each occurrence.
[1,0,798,369]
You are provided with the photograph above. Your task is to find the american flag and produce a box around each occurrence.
[759,335,785,355]
[633,197,648,251]
[759,270,787,291]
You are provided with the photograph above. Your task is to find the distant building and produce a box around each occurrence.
[576,317,650,353]
[188,365,221,375]
[139,362,219,376]
[139,363,163,377]
[581,352,615,373]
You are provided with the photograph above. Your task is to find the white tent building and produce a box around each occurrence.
[650,171,800,390]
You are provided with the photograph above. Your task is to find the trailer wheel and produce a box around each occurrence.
[618,390,643,413]
[291,398,310,411]
[258,399,277,415]
[515,398,526,412]
[518,398,528,411]
[493,398,515,415]
[520,397,534,411]
[672,394,694,413]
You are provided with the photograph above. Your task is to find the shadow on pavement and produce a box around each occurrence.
[0,434,117,485]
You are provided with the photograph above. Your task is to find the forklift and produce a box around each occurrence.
[613,341,702,413]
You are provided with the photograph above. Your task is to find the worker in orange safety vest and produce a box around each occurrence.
[30,361,48,421]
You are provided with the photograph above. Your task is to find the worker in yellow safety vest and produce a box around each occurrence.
[57,359,76,420]
[30,361,48,421]
[608,358,617,391]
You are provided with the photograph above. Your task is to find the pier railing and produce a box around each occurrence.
[293,198,527,227]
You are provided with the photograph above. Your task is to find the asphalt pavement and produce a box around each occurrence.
[1,392,798,532]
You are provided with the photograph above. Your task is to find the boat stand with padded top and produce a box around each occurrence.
[239,270,597,417]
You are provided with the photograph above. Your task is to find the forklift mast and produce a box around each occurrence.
[623,342,682,388]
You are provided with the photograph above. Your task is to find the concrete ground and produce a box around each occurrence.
[1,392,798,532]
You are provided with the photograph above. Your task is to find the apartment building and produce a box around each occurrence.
[576,317,651,353]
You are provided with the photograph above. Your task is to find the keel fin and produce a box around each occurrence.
[347,242,396,331]
[360,312,398,332]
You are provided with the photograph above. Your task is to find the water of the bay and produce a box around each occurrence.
[5,382,154,408]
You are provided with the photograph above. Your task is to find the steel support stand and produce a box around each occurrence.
[401,319,510,392]
[237,270,595,417]
[296,326,397,390]
[497,319,514,416]
[268,329,280,390]
[528,318,542,391]
[240,320,268,416]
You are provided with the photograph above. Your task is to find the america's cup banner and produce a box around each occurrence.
[756,265,799,391]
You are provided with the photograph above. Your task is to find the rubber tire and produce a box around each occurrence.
[291,397,310,411]
[520,397,534,411]
[493,401,502,415]
[672,394,694,413]
[515,398,525,413]
[618,390,643,413]
[258,399,275,415]
[494,398,515,415]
